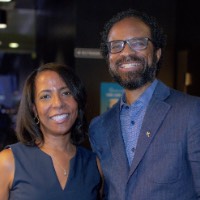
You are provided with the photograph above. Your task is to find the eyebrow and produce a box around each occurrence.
[37,86,69,95]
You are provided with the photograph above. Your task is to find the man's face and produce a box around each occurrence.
[107,17,161,90]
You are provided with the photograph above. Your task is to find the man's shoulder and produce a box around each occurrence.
[168,87,200,103]
[90,102,119,127]
[155,80,200,103]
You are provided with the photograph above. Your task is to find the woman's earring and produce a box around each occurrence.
[34,115,40,125]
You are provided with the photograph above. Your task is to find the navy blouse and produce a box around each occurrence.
[9,143,101,200]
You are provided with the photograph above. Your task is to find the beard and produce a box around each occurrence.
[108,53,158,90]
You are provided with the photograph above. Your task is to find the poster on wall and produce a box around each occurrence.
[100,82,124,114]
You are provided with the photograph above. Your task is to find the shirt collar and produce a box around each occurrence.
[120,79,158,110]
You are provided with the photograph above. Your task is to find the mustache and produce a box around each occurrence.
[115,54,145,66]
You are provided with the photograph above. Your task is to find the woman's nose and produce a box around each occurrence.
[52,95,64,107]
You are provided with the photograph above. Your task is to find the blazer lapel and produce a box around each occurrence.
[128,81,171,177]
[107,102,130,175]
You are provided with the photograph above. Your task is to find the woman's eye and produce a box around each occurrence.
[63,91,72,96]
[40,94,50,99]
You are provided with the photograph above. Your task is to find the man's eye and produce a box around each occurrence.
[131,40,145,48]
[111,42,122,49]
[136,41,145,46]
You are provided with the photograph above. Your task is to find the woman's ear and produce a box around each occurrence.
[32,104,37,117]
[33,104,40,125]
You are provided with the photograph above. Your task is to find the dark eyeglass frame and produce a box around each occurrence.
[107,37,153,54]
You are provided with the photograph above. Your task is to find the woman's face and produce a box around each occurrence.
[33,70,78,138]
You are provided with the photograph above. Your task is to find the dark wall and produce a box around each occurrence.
[176,0,200,96]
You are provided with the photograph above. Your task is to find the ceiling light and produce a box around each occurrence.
[9,42,19,48]
[0,0,12,2]
[0,9,7,29]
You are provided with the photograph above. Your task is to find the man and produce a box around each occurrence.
[89,9,200,200]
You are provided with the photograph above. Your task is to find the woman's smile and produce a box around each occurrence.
[50,113,69,123]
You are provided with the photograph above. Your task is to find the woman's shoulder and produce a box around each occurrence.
[8,142,24,148]
[9,142,36,152]
[0,148,15,199]
[0,148,15,184]
[77,146,96,160]
[0,148,14,167]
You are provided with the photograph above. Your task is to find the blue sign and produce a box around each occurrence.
[100,82,124,114]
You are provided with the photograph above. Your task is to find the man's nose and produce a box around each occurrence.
[121,42,136,54]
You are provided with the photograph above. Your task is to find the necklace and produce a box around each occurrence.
[40,145,75,177]
[52,157,67,176]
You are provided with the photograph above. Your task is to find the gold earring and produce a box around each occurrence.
[34,115,40,125]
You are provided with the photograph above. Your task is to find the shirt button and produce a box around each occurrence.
[131,121,134,125]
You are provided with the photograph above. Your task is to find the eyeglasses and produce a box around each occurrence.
[107,37,153,54]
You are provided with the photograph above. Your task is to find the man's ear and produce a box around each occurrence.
[156,48,161,63]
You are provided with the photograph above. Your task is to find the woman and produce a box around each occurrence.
[0,63,103,200]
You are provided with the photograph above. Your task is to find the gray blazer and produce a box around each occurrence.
[89,80,200,200]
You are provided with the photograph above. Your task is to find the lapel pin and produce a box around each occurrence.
[146,131,151,137]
